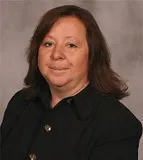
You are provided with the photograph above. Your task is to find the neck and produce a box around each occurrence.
[49,80,89,108]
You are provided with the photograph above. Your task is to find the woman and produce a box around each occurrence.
[1,5,142,160]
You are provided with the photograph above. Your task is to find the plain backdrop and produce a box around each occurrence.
[0,0,143,159]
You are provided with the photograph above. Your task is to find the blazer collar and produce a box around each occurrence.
[37,83,104,120]
[72,83,103,120]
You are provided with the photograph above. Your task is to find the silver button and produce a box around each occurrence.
[44,124,52,132]
[29,153,36,160]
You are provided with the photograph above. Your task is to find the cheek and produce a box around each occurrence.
[38,54,43,68]
[69,53,89,72]
[38,53,47,71]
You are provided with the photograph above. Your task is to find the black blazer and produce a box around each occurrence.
[1,85,142,160]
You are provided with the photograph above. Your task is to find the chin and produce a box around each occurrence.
[49,78,70,88]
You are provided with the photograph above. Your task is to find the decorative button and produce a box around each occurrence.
[44,124,52,132]
[29,153,36,160]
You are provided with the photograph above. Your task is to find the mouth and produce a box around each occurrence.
[49,66,69,70]
[49,67,69,75]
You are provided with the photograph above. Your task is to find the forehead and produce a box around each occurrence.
[47,16,87,37]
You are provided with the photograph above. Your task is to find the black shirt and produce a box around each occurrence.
[1,84,142,160]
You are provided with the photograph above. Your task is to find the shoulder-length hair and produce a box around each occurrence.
[24,5,129,100]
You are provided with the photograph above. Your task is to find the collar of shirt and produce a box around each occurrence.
[37,83,103,120]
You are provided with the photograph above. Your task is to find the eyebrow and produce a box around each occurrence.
[44,35,55,39]
[44,35,81,45]
[65,36,77,39]
[45,35,79,40]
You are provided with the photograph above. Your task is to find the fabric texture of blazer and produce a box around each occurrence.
[1,84,142,160]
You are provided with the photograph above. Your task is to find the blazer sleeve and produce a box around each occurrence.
[0,90,28,146]
[90,136,141,160]
[89,97,143,160]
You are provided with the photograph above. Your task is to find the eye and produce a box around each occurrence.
[42,42,53,47]
[67,43,77,48]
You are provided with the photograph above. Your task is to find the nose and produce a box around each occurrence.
[50,44,65,60]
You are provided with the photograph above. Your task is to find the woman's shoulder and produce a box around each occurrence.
[7,87,37,106]
[8,89,27,103]
[6,89,30,109]
[100,96,141,125]
[94,95,142,144]
[3,88,36,119]
[1,88,35,145]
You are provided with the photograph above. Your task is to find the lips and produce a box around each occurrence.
[49,66,68,70]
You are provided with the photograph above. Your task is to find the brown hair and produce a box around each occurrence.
[24,5,129,100]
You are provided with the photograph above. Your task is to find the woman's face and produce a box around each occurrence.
[38,16,89,88]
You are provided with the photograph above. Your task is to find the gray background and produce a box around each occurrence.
[0,0,143,159]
